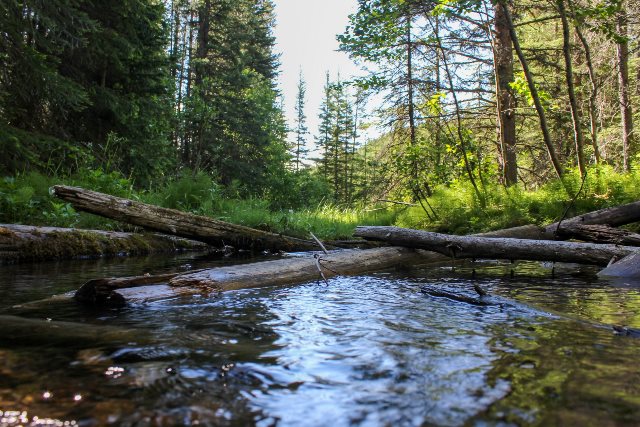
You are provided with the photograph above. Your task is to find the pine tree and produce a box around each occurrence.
[292,69,309,171]
[316,72,334,182]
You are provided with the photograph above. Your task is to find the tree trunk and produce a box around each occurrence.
[493,1,518,186]
[616,4,634,171]
[354,226,636,265]
[501,0,564,179]
[52,185,320,252]
[558,0,586,176]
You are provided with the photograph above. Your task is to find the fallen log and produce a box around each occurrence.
[52,185,320,252]
[553,224,640,246]
[65,203,640,305]
[476,200,640,242]
[72,247,432,306]
[354,226,638,265]
[0,224,209,264]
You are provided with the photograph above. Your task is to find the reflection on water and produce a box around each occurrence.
[1,256,640,426]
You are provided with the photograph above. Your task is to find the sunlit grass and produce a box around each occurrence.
[3,165,640,240]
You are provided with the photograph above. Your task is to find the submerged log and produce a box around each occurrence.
[0,315,154,346]
[0,224,209,264]
[75,247,432,306]
[52,185,320,252]
[354,226,638,265]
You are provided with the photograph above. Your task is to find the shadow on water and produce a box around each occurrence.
[1,256,639,426]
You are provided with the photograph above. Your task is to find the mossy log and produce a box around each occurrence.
[0,224,209,264]
[354,226,637,265]
[52,185,320,252]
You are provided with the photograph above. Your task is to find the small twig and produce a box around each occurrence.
[310,232,329,255]
[313,254,329,285]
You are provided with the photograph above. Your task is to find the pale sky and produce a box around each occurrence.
[272,0,361,152]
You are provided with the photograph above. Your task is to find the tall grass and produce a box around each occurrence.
[395,165,640,234]
[2,165,640,240]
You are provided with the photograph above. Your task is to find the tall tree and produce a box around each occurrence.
[500,0,564,179]
[616,1,633,171]
[293,70,309,171]
[492,0,518,186]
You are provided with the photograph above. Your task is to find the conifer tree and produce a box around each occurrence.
[293,70,309,171]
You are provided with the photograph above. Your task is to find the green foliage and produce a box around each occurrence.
[395,167,640,234]
[150,171,220,212]
[510,72,554,110]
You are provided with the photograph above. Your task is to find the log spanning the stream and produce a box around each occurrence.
[74,247,430,306]
[52,185,320,252]
[354,226,638,265]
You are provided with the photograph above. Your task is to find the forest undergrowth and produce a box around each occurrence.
[2,166,639,241]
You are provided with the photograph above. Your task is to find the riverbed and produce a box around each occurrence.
[1,253,639,426]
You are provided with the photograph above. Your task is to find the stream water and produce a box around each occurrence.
[1,253,639,426]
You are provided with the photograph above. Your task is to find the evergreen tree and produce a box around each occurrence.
[316,72,334,182]
[181,0,285,193]
[292,69,309,171]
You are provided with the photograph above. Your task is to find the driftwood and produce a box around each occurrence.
[0,224,209,264]
[52,185,320,252]
[354,226,638,265]
[73,247,432,306]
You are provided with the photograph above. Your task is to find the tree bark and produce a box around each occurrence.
[501,0,564,180]
[493,1,518,186]
[52,185,320,252]
[354,226,636,265]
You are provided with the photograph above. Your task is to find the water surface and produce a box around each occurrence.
[1,255,639,426]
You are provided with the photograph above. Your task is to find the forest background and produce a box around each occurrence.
[0,0,639,239]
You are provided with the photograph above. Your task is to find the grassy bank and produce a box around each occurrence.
[2,166,640,241]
